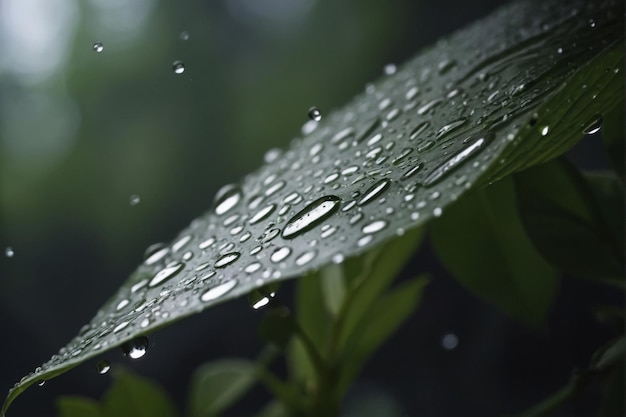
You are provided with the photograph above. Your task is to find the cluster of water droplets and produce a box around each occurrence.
[13,0,620,400]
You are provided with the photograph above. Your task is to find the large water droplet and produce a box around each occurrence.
[96,360,111,375]
[149,262,184,287]
[121,336,149,359]
[93,42,104,53]
[308,107,322,122]
[200,280,237,302]
[422,132,492,186]
[358,179,391,206]
[582,114,602,135]
[282,195,341,239]
[214,252,240,268]
[172,61,185,74]
[214,184,243,215]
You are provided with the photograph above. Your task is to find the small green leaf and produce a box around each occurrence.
[255,401,289,417]
[320,263,346,317]
[431,177,558,328]
[56,396,102,417]
[514,159,624,284]
[188,359,257,417]
[102,368,179,417]
[337,276,428,396]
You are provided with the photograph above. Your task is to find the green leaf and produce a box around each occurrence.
[187,359,257,417]
[5,0,623,411]
[337,276,428,396]
[101,368,179,417]
[56,396,102,417]
[259,308,296,350]
[590,336,625,372]
[600,97,625,180]
[514,159,624,284]
[431,177,558,328]
[320,263,346,317]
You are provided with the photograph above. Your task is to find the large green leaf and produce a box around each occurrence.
[430,177,558,327]
[3,0,623,413]
[514,159,624,284]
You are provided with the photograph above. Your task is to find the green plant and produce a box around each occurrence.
[2,0,623,415]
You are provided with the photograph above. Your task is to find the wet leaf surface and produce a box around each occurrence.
[3,0,623,413]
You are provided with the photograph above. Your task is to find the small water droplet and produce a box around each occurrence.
[37,380,45,387]
[384,63,397,75]
[441,333,458,350]
[401,162,424,179]
[362,220,388,234]
[433,207,443,217]
[144,243,168,265]
[129,194,141,206]
[172,60,185,74]
[436,118,467,141]
[93,42,104,53]
[149,262,184,287]
[249,204,276,225]
[214,184,243,216]
[295,250,317,266]
[264,148,282,164]
[308,107,322,121]
[541,126,550,136]
[116,299,130,311]
[200,280,237,302]
[214,252,240,268]
[172,235,192,252]
[179,30,190,41]
[121,336,149,359]
[270,247,292,263]
[582,114,602,135]
[5,247,14,258]
[417,98,443,115]
[422,132,492,186]
[358,179,391,206]
[96,360,111,375]
[282,195,341,239]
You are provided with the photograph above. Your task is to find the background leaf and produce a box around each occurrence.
[56,397,102,417]
[187,359,257,417]
[514,159,624,284]
[4,0,623,412]
[430,177,558,328]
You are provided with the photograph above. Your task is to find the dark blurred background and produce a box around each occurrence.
[0,0,621,416]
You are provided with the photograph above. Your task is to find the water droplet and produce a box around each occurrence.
[405,86,419,101]
[96,360,111,375]
[214,184,243,215]
[144,243,168,265]
[270,247,292,263]
[172,235,192,252]
[199,236,216,249]
[541,126,550,136]
[265,180,286,196]
[149,262,184,287]
[384,63,397,75]
[200,280,237,302]
[121,336,149,359]
[433,207,443,217]
[441,333,458,350]
[264,148,282,164]
[582,114,602,135]
[116,299,130,311]
[249,204,276,225]
[179,31,190,41]
[93,42,104,53]
[436,118,467,141]
[401,162,423,179]
[129,194,141,206]
[214,252,240,268]
[295,250,317,266]
[362,220,387,234]
[437,58,456,74]
[422,133,492,186]
[172,60,185,74]
[308,107,322,121]
[245,262,262,273]
[282,195,341,239]
[358,179,391,206]
[409,121,430,140]
[417,98,443,115]
[37,380,45,387]
[5,247,14,258]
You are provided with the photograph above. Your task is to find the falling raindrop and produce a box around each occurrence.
[96,360,111,375]
[93,42,104,53]
[582,114,602,135]
[172,61,185,74]
[129,194,141,206]
[282,195,341,239]
[179,31,190,41]
[308,107,322,122]
[441,333,459,350]
[121,336,149,359]
[5,247,14,258]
